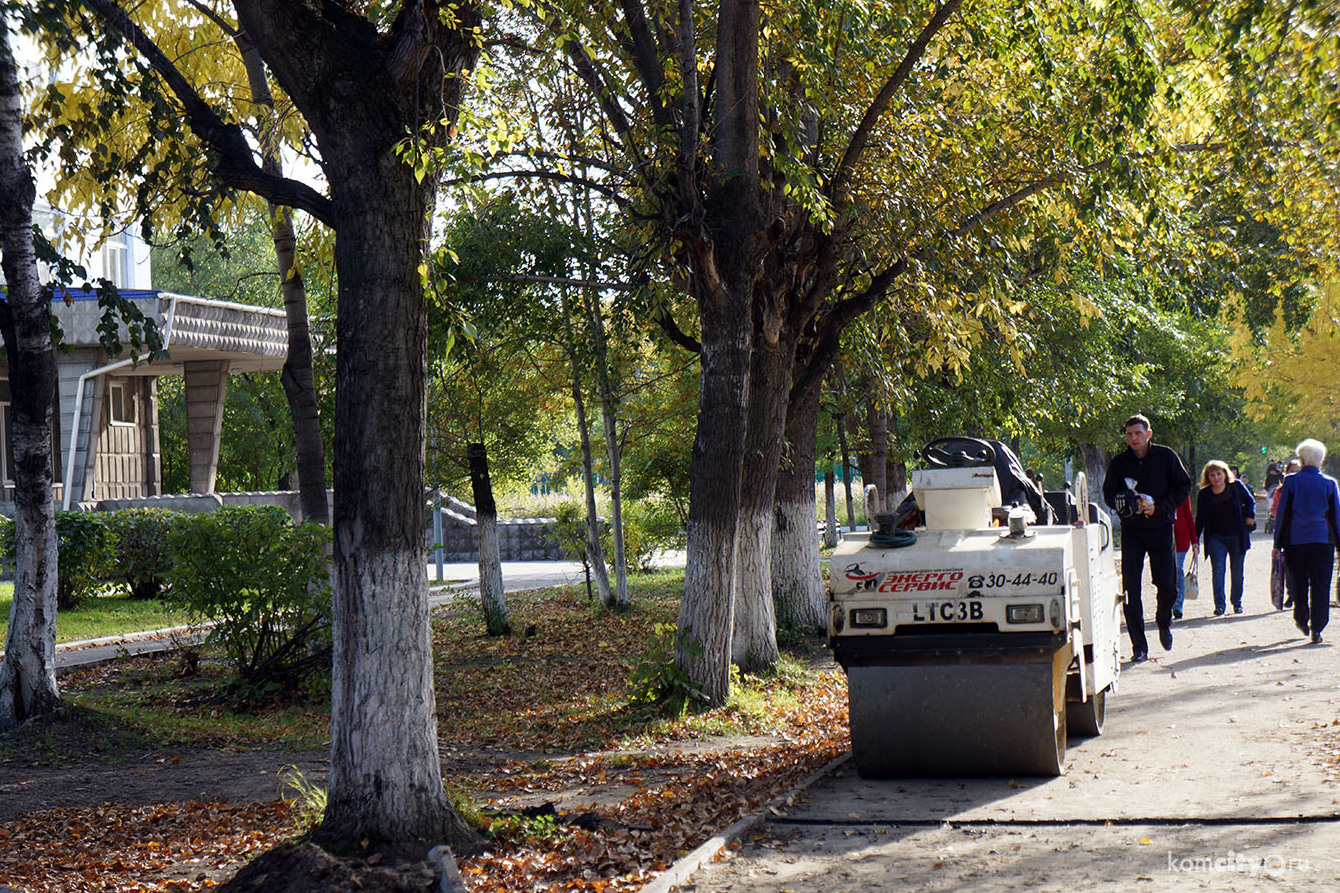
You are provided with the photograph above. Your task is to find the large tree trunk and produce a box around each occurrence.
[468,442,509,635]
[773,383,825,634]
[731,325,788,673]
[237,38,328,524]
[319,170,473,854]
[676,286,752,705]
[0,30,61,732]
[673,0,765,706]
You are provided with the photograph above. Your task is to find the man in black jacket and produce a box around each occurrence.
[1102,414,1192,663]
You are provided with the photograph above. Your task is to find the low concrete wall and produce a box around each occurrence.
[432,512,568,562]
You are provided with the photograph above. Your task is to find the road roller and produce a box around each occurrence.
[828,437,1122,778]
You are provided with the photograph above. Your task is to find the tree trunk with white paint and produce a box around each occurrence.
[0,29,61,732]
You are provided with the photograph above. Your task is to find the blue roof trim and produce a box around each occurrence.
[50,287,160,303]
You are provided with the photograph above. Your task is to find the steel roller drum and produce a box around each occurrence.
[846,647,1070,778]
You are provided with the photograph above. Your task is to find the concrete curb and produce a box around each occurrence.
[640,752,851,893]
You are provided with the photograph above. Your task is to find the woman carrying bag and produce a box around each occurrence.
[1195,460,1256,616]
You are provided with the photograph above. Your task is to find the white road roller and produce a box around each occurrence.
[828,437,1123,777]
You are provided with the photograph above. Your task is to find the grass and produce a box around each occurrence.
[0,583,198,645]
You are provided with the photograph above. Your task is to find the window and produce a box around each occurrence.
[103,232,131,287]
[0,399,11,485]
[109,383,135,425]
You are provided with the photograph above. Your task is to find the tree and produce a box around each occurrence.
[31,0,486,857]
[0,13,61,732]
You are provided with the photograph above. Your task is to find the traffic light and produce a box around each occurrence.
[1261,446,1268,454]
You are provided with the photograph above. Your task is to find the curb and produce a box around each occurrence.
[640,751,851,893]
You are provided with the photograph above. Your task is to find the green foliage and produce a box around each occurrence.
[165,505,332,701]
[104,508,183,600]
[613,499,684,573]
[626,621,704,717]
[0,512,117,610]
[277,765,328,833]
[549,500,589,562]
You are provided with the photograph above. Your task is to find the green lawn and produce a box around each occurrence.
[0,583,198,645]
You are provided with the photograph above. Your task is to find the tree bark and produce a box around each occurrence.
[773,382,825,634]
[468,442,509,635]
[0,27,61,732]
[676,280,753,706]
[731,323,788,673]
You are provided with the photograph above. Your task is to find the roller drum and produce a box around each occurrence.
[847,647,1069,778]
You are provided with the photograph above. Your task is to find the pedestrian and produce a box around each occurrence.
[1103,414,1192,663]
[1172,495,1196,621]
[1194,460,1256,616]
[1272,438,1340,644]
[1264,460,1284,496]
[1268,458,1302,562]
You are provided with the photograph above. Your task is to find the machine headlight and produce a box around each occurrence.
[850,608,887,628]
[831,605,845,633]
[1006,604,1045,624]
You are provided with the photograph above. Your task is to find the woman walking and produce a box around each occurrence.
[1273,439,1340,644]
[1195,460,1256,616]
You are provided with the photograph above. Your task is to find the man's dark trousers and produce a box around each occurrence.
[1121,523,1177,653]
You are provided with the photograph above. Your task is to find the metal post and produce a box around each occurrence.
[433,504,444,582]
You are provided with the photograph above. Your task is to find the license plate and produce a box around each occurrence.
[909,600,984,623]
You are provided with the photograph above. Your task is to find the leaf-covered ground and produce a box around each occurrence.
[0,576,849,891]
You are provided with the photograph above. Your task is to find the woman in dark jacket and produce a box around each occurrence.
[1195,460,1256,616]
[1273,438,1340,644]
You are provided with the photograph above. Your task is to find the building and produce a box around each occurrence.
[1,204,289,512]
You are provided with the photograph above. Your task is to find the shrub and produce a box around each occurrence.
[166,505,332,700]
[104,508,183,600]
[615,499,684,573]
[0,511,116,609]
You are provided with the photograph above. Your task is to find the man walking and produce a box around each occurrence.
[1103,414,1192,663]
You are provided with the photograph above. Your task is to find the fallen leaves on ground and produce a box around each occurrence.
[3,578,851,891]
[0,801,294,892]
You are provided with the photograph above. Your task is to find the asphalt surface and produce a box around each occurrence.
[660,529,1340,892]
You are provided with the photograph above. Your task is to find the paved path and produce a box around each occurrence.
[669,530,1340,891]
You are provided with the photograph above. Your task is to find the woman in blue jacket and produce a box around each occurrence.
[1195,460,1256,616]
[1273,438,1340,644]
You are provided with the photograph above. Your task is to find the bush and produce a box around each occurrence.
[104,508,183,600]
[165,505,332,700]
[0,511,116,610]
[616,499,684,573]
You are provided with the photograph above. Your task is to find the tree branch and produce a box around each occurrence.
[82,0,336,226]
[831,0,962,209]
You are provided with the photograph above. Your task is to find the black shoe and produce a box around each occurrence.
[1130,651,1148,664]
[1296,620,1311,636]
[1233,604,1243,614]
[1159,626,1173,651]
[1213,608,1225,617]
[1312,632,1323,645]
[1173,609,1183,620]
